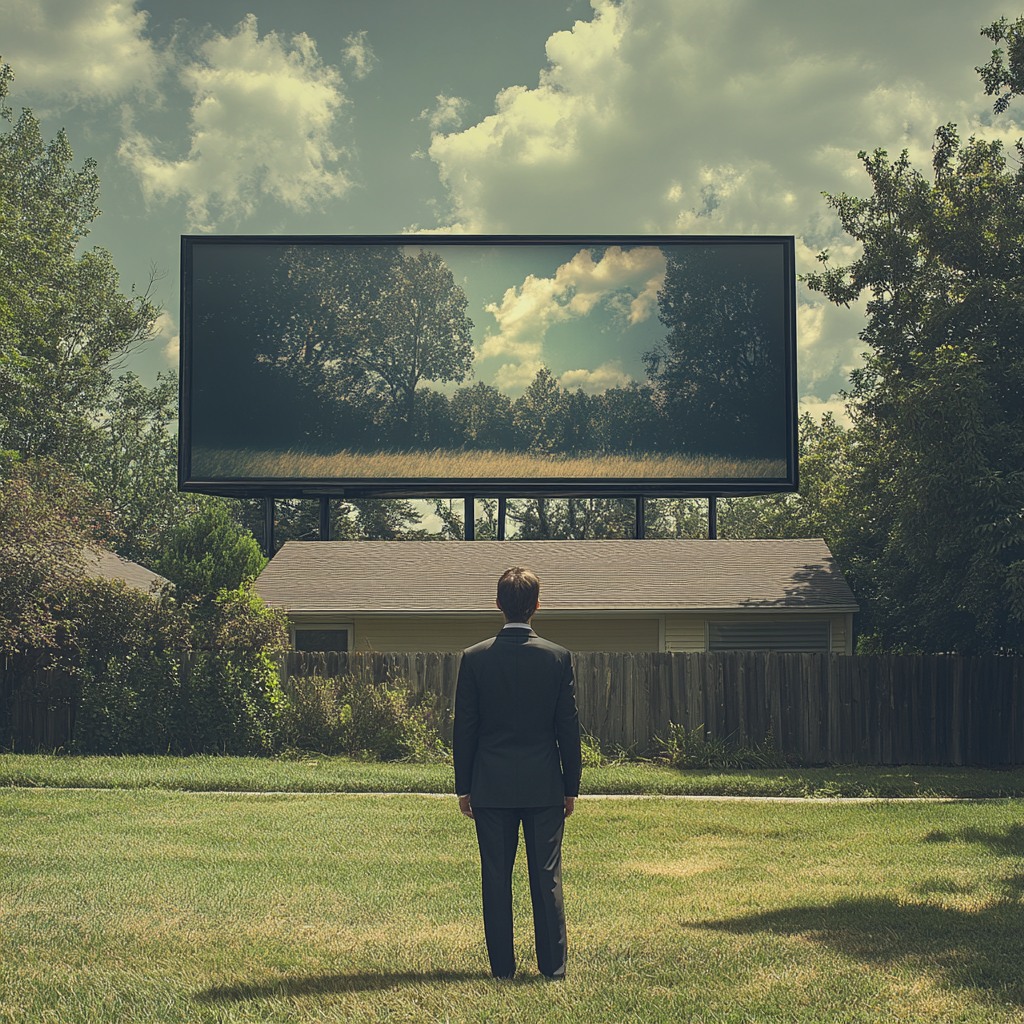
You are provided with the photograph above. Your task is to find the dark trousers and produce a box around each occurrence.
[472,804,567,978]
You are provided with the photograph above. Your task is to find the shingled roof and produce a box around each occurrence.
[255,539,858,614]
[84,549,171,593]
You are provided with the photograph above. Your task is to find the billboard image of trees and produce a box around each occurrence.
[180,236,796,497]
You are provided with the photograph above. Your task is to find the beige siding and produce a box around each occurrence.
[831,614,846,654]
[354,615,503,653]
[289,611,846,654]
[347,614,660,653]
[665,615,706,652]
[535,617,659,653]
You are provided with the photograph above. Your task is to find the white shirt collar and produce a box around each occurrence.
[501,622,533,630]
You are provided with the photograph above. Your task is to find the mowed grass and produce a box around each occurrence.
[192,445,787,481]
[4,753,1024,799]
[2,790,1023,1023]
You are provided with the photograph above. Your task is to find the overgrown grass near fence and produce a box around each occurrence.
[3,789,1023,1023]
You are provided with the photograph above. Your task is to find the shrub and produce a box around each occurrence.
[64,650,286,756]
[3,569,290,754]
[280,672,451,763]
[177,651,286,755]
[153,500,266,599]
[650,721,793,770]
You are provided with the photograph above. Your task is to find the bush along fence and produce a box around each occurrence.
[4,650,1023,764]
[1,652,284,755]
[280,651,1024,766]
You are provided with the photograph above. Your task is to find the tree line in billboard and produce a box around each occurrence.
[188,241,790,483]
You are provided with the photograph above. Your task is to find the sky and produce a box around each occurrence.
[2,0,1021,425]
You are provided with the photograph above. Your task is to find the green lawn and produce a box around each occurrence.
[3,753,1024,798]
[2,789,1023,1023]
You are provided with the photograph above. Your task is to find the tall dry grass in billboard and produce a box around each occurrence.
[191,446,787,480]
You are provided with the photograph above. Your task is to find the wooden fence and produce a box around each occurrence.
[283,650,1024,765]
[5,651,1023,764]
[0,664,76,753]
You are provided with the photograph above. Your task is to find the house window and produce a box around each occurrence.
[293,628,350,652]
[708,620,829,653]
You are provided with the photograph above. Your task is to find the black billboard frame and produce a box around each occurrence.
[178,233,799,500]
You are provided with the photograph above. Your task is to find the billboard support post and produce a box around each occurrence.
[464,497,475,541]
[263,497,275,557]
[708,497,718,540]
[497,498,507,541]
[319,497,330,541]
[635,496,646,540]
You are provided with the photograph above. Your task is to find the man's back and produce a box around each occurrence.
[454,629,581,808]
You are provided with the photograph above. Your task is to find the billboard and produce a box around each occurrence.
[179,235,797,498]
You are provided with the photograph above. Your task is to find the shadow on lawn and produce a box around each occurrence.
[696,885,1024,1006]
[922,822,1024,856]
[194,969,488,1002]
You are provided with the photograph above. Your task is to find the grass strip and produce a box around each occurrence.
[3,790,1023,1023]
[2,753,1024,798]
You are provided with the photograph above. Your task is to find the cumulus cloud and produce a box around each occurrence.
[560,360,633,394]
[119,14,352,230]
[0,0,162,104]
[492,360,544,391]
[800,393,853,428]
[341,30,377,79]
[150,312,179,364]
[418,94,469,131]
[422,0,1016,401]
[479,245,665,361]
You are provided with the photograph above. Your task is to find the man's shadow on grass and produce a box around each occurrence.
[194,968,522,1002]
[696,876,1024,1006]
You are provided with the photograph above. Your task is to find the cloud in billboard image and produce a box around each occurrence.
[183,237,793,493]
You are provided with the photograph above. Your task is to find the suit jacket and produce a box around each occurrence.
[454,627,582,807]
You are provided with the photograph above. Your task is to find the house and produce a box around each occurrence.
[254,538,859,654]
[84,548,171,594]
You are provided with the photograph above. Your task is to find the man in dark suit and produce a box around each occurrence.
[454,566,582,981]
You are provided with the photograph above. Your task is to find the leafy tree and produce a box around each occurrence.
[450,382,515,450]
[231,495,431,549]
[512,366,567,454]
[802,74,1024,652]
[407,387,456,449]
[353,249,475,438]
[349,498,427,541]
[508,497,640,539]
[192,245,474,451]
[0,63,159,466]
[153,501,266,599]
[431,498,468,540]
[0,460,107,658]
[645,246,787,457]
[561,387,594,454]
[594,383,668,455]
[82,371,190,564]
[194,244,398,451]
[976,15,1024,112]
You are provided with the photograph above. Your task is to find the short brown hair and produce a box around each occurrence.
[496,566,540,622]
